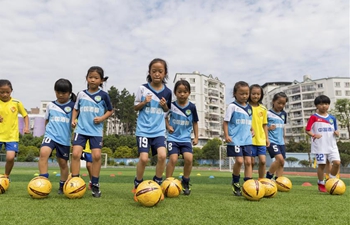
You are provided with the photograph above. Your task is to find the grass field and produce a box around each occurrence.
[0,167,349,225]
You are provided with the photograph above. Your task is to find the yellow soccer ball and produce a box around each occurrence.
[242,179,265,201]
[27,176,52,199]
[259,178,278,198]
[135,180,163,207]
[161,177,182,198]
[325,178,346,195]
[275,176,292,192]
[63,177,87,199]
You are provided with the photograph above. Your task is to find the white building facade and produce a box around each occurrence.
[262,75,350,142]
[173,71,226,147]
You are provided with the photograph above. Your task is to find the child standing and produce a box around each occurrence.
[248,84,269,179]
[71,66,113,198]
[165,80,198,195]
[305,95,340,192]
[133,58,172,194]
[0,79,29,180]
[38,79,76,194]
[265,92,288,180]
[223,81,253,196]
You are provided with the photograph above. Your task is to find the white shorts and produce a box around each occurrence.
[314,152,340,165]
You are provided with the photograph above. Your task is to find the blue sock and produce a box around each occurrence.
[266,172,274,179]
[182,177,190,183]
[134,178,143,188]
[39,173,49,178]
[232,174,240,184]
[153,175,163,184]
[91,176,99,185]
[59,180,65,189]
[274,176,279,180]
[243,177,252,182]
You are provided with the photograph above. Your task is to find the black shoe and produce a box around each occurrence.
[57,187,63,195]
[182,180,191,195]
[91,184,101,198]
[232,183,242,196]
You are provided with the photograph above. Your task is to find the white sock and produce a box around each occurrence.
[318,180,325,185]
[329,174,336,179]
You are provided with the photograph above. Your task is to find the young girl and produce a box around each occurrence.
[0,79,29,180]
[223,81,253,196]
[248,84,269,179]
[265,92,288,180]
[165,80,198,195]
[133,58,172,196]
[71,66,113,198]
[38,79,76,194]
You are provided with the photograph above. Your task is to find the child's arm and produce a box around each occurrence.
[71,109,79,128]
[165,116,174,133]
[93,110,114,124]
[262,124,269,147]
[192,121,198,145]
[23,115,30,134]
[223,121,232,143]
[0,114,3,123]
[134,94,152,111]
[334,130,340,137]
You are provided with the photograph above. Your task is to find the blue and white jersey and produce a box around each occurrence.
[44,100,75,146]
[267,109,287,145]
[224,101,253,146]
[74,89,113,137]
[167,101,198,143]
[135,83,172,138]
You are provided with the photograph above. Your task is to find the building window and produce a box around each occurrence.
[335,90,342,96]
[345,91,350,96]
[191,86,196,92]
[190,95,195,100]
[317,83,323,88]
[335,82,340,87]
[189,78,195,84]
[345,82,350,88]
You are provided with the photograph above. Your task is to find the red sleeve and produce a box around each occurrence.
[305,115,316,131]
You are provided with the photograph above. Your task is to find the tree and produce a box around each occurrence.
[285,157,299,167]
[201,138,222,165]
[332,98,350,138]
[298,160,310,167]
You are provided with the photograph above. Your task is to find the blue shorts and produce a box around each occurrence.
[0,142,19,152]
[72,133,102,150]
[167,141,192,156]
[251,145,267,157]
[136,136,166,156]
[267,144,286,159]
[227,145,252,157]
[81,152,92,163]
[41,137,70,160]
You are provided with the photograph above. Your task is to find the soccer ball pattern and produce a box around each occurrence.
[136,180,163,207]
[242,179,265,201]
[325,178,346,195]
[27,176,52,199]
[63,177,87,199]
[275,176,292,192]
[0,177,10,194]
[259,178,278,198]
[161,177,182,198]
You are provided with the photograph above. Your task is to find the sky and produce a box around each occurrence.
[1,0,349,109]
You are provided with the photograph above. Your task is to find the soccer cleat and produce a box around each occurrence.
[182,180,191,195]
[318,183,327,192]
[57,187,63,195]
[91,183,101,198]
[232,183,242,196]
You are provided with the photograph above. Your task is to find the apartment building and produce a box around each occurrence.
[262,75,350,142]
[173,71,226,146]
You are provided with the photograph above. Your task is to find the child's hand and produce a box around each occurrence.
[225,136,232,143]
[23,127,30,134]
[144,94,152,104]
[0,115,3,123]
[312,133,322,142]
[94,117,103,124]
[159,97,167,107]
[72,120,77,128]
[167,126,174,133]
[334,130,340,137]
[266,139,270,147]
[192,138,198,146]
[269,124,276,131]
